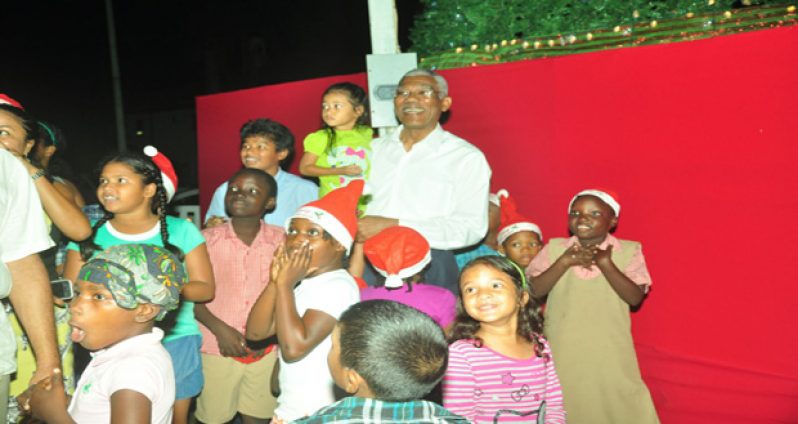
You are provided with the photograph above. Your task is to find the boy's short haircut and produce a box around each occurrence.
[79,244,187,321]
[338,300,448,401]
[239,118,295,161]
[228,167,278,199]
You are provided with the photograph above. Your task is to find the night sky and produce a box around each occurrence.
[3,0,422,195]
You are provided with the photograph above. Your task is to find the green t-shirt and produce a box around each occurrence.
[303,126,373,197]
[67,216,205,341]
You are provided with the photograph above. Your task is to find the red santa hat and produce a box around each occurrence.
[0,94,24,110]
[497,193,543,246]
[489,189,509,207]
[363,226,431,289]
[568,188,621,217]
[143,145,178,203]
[288,180,364,254]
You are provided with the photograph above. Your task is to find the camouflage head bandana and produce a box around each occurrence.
[79,244,187,321]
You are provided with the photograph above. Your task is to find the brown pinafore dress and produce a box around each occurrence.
[543,238,659,424]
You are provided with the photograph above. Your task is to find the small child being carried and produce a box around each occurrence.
[24,244,187,423]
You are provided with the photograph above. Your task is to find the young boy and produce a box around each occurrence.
[25,244,187,424]
[194,168,284,424]
[497,191,543,269]
[205,118,317,227]
[295,300,468,423]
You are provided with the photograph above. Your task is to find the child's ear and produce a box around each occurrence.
[354,105,365,118]
[343,368,367,395]
[276,148,289,162]
[610,216,619,230]
[134,304,160,323]
[143,182,157,199]
[519,288,530,307]
[264,197,276,212]
[497,244,506,255]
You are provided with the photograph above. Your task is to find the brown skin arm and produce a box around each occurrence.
[178,243,216,302]
[54,179,86,209]
[593,245,645,306]
[63,249,84,285]
[27,372,74,423]
[7,254,61,384]
[109,390,153,424]
[529,244,592,298]
[194,303,247,357]
[271,242,337,362]
[356,216,399,243]
[299,152,363,177]
[29,170,91,241]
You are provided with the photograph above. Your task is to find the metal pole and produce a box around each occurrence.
[105,0,127,152]
[367,0,400,137]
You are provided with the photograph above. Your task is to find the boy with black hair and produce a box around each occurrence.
[295,300,468,423]
[206,118,317,228]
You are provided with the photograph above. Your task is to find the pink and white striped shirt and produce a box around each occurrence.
[443,338,566,423]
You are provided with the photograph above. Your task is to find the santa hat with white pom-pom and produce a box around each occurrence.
[363,226,431,289]
[143,145,178,202]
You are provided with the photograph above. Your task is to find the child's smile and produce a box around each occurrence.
[460,264,525,328]
[568,195,618,246]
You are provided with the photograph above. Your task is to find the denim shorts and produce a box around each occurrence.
[163,334,203,399]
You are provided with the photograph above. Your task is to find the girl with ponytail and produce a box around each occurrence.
[64,146,215,424]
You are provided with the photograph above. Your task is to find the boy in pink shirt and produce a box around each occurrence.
[194,168,284,423]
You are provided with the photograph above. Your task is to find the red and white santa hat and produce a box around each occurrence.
[489,189,509,207]
[0,94,24,110]
[568,188,620,217]
[497,192,543,246]
[363,226,431,289]
[288,180,364,254]
[143,145,178,203]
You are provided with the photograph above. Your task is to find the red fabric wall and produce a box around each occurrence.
[197,26,798,423]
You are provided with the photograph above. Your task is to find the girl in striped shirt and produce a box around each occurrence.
[443,256,565,423]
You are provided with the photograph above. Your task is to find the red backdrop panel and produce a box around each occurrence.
[197,27,798,423]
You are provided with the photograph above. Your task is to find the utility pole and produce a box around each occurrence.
[105,0,127,152]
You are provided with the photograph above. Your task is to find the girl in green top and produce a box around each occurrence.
[300,82,373,198]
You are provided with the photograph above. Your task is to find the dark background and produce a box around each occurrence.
[2,0,422,199]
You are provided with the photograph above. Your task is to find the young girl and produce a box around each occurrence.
[443,256,565,424]
[496,192,543,269]
[360,226,457,329]
[299,82,373,198]
[527,189,659,424]
[24,244,188,424]
[246,181,362,422]
[64,147,215,424]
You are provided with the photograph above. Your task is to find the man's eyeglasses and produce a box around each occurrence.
[394,88,438,99]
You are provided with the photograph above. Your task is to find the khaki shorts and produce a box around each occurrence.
[194,350,277,423]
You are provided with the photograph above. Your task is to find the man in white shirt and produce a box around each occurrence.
[358,69,492,293]
[0,148,62,418]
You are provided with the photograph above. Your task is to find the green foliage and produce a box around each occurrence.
[409,0,778,54]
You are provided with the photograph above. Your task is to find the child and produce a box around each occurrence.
[443,256,565,423]
[454,189,504,270]
[295,300,468,423]
[194,168,284,424]
[360,226,457,329]
[299,82,373,198]
[64,146,215,424]
[245,180,362,422]
[25,244,187,423]
[527,189,658,424]
[206,118,317,227]
[497,191,543,269]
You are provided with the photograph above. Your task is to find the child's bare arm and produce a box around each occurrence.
[63,249,86,286]
[109,390,153,424]
[530,244,591,298]
[195,304,248,357]
[180,243,216,302]
[246,246,285,341]
[593,246,645,306]
[272,242,338,362]
[299,152,362,177]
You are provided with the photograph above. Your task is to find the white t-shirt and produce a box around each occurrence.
[0,149,53,375]
[68,328,175,424]
[275,269,360,421]
[367,124,492,250]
